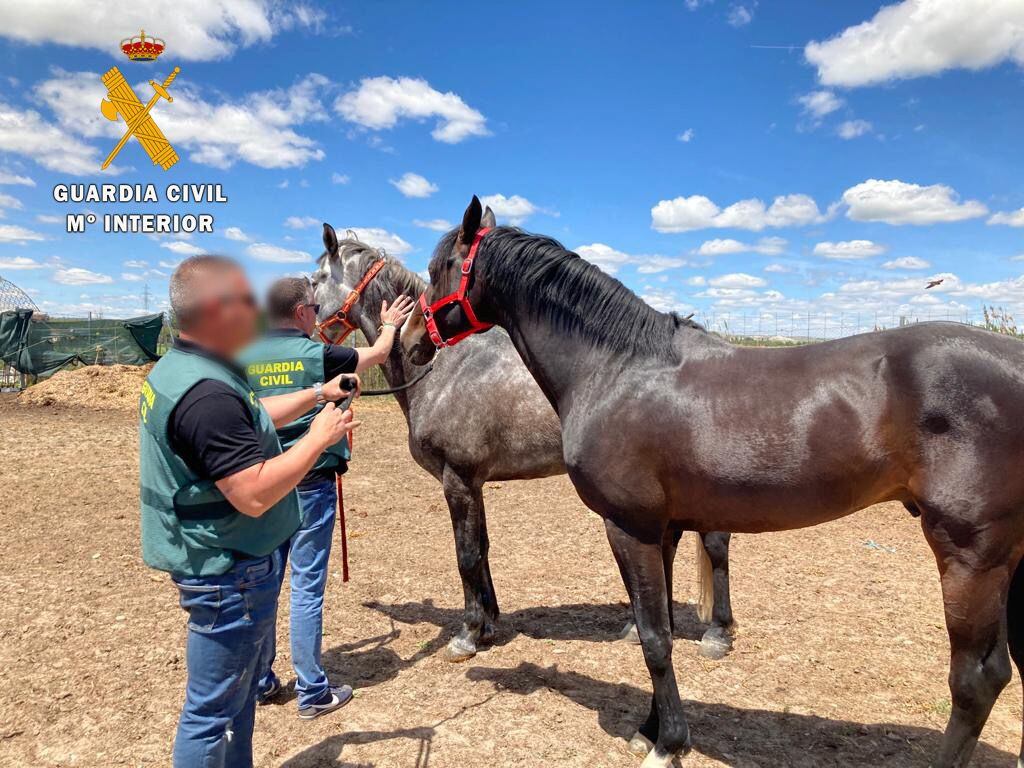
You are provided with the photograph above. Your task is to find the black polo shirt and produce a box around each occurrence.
[167,334,359,488]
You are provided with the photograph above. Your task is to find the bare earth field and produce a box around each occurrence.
[1,394,1021,767]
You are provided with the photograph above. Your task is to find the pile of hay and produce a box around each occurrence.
[19,364,153,411]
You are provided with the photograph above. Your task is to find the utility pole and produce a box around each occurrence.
[142,283,151,312]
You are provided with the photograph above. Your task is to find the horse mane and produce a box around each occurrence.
[458,227,702,361]
[330,233,425,313]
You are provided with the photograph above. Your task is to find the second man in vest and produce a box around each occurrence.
[243,277,413,718]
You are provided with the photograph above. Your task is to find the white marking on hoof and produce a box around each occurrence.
[620,621,641,645]
[444,637,476,663]
[627,730,654,756]
[640,748,675,768]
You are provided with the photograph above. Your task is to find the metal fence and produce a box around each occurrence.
[695,308,999,344]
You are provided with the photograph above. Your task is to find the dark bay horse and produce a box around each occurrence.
[404,196,1024,768]
[311,223,738,662]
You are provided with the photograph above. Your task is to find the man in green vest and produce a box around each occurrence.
[242,276,412,718]
[139,255,359,768]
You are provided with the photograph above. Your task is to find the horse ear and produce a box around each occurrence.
[481,205,496,229]
[323,222,339,257]
[460,195,483,245]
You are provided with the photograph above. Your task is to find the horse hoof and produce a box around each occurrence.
[619,621,641,645]
[698,627,733,660]
[444,636,477,663]
[627,730,654,757]
[639,747,675,768]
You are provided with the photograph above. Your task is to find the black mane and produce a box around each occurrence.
[457,227,701,360]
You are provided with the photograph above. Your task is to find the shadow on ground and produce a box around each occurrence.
[465,661,1018,767]
[364,598,706,648]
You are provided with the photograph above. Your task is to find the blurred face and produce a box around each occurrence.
[293,288,319,336]
[191,267,259,356]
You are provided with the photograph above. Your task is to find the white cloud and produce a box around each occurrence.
[988,208,1024,227]
[806,0,1024,87]
[342,228,413,257]
[576,243,632,274]
[0,0,326,62]
[813,240,887,260]
[335,76,489,143]
[158,259,183,269]
[34,70,328,171]
[882,256,931,270]
[121,272,144,282]
[0,169,33,186]
[52,266,113,285]
[0,192,22,210]
[284,216,319,229]
[709,273,767,288]
[413,218,453,232]
[727,3,756,27]
[160,241,204,256]
[123,259,148,269]
[641,289,689,313]
[677,128,695,143]
[331,172,350,185]
[0,99,116,175]
[0,256,43,270]
[246,242,314,264]
[223,226,250,241]
[842,179,988,225]
[764,263,793,273]
[696,236,787,256]
[390,172,438,199]
[798,90,843,119]
[0,224,45,242]
[837,119,872,139]
[479,194,555,225]
[575,243,687,275]
[35,214,62,224]
[652,193,827,232]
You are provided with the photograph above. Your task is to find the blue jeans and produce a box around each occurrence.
[171,552,279,768]
[258,479,337,708]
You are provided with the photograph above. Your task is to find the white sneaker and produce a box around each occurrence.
[297,685,353,720]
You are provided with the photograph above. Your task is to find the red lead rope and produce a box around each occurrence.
[336,471,349,583]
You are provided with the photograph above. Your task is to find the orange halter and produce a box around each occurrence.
[316,259,387,345]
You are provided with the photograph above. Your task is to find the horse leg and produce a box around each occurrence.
[1007,557,1024,768]
[605,519,690,767]
[442,467,493,662]
[927,531,1014,768]
[477,505,499,644]
[698,531,735,660]
[621,528,682,646]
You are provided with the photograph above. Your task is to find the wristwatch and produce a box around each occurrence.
[313,381,325,404]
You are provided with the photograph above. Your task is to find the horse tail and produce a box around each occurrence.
[696,533,714,624]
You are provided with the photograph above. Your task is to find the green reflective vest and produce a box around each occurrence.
[138,346,301,577]
[240,333,351,473]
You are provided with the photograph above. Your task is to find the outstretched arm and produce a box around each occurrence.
[353,295,415,372]
[260,372,360,428]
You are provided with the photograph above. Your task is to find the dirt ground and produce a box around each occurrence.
[1,394,1021,768]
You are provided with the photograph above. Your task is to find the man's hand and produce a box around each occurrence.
[323,373,361,401]
[308,402,359,449]
[381,295,415,328]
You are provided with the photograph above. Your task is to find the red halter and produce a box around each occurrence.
[419,227,493,349]
[316,259,387,345]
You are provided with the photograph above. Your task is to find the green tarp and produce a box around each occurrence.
[0,309,163,378]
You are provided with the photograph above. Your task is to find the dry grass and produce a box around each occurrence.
[17,364,153,412]
[0,395,1020,768]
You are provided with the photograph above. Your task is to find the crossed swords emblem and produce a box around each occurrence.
[99,65,181,170]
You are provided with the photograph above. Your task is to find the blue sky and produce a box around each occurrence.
[0,0,1022,335]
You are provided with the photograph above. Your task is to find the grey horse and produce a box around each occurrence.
[312,222,736,661]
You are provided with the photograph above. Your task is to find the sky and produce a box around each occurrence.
[0,0,1021,336]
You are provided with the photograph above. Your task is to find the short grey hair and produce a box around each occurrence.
[169,254,241,330]
[266,276,313,324]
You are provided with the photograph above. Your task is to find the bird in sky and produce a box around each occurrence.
[926,278,944,290]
